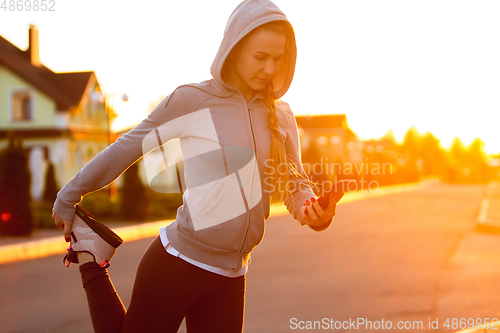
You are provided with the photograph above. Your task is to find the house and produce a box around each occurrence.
[295,114,363,181]
[0,25,110,201]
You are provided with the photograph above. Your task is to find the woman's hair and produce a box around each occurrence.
[223,20,314,205]
[254,21,313,204]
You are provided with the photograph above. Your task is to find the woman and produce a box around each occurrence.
[52,0,339,332]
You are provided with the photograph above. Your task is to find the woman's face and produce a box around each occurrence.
[226,28,286,101]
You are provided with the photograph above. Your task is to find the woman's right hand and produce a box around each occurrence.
[52,208,73,243]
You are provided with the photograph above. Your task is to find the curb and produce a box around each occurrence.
[0,181,428,266]
[475,182,500,234]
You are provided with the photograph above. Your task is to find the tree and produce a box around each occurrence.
[381,129,397,146]
[446,137,468,183]
[467,138,489,183]
[119,159,149,221]
[420,132,447,177]
[400,126,422,182]
[449,137,467,166]
[0,133,34,235]
[43,161,59,203]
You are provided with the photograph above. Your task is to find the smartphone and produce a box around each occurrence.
[306,179,357,214]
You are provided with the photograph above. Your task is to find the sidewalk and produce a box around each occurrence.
[0,181,431,265]
[452,181,500,333]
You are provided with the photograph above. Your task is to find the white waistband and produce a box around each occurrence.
[159,226,247,278]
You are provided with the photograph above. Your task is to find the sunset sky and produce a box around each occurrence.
[1,0,499,154]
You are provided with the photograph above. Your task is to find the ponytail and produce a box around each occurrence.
[263,82,316,205]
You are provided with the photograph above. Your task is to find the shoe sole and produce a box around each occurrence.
[74,205,123,248]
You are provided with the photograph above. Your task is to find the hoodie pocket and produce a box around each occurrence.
[188,173,248,231]
[195,178,227,216]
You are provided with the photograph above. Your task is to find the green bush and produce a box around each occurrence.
[43,162,59,203]
[34,187,183,228]
[79,189,120,221]
[35,186,185,229]
[119,161,149,221]
[144,191,183,221]
[0,133,34,236]
[33,201,57,229]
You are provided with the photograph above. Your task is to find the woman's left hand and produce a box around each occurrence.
[301,194,339,228]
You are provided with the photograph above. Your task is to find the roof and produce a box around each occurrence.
[295,114,347,129]
[295,114,358,139]
[0,34,93,110]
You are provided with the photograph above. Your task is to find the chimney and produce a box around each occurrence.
[28,24,40,66]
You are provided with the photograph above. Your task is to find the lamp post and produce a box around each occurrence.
[103,93,128,200]
[104,93,114,145]
[103,92,129,143]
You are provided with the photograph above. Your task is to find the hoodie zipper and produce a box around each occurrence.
[246,98,259,163]
[237,96,259,266]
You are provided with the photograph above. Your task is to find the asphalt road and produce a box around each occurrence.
[1,182,498,333]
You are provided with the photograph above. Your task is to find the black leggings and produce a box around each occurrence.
[79,236,246,333]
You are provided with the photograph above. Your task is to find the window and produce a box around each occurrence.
[11,89,33,121]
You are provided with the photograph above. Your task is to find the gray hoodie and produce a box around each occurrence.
[53,0,328,270]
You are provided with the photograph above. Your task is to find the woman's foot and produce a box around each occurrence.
[63,205,123,268]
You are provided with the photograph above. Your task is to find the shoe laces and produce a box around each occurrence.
[62,245,76,268]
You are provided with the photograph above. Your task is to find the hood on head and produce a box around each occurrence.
[210,0,297,100]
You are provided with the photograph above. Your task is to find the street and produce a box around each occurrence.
[1,181,499,333]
